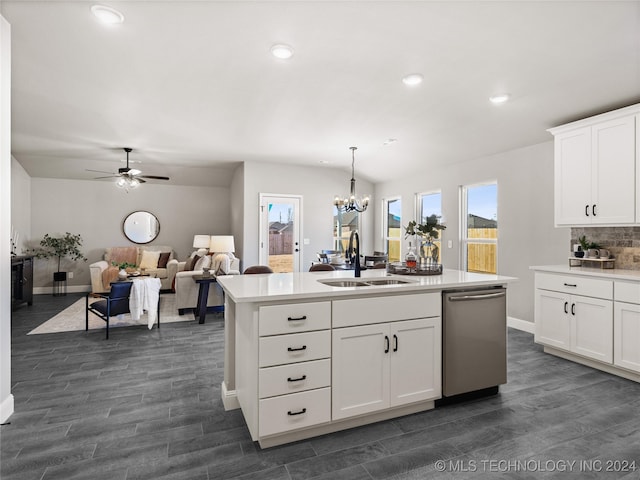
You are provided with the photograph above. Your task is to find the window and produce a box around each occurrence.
[417,191,442,263]
[333,207,359,253]
[461,182,497,273]
[383,197,402,262]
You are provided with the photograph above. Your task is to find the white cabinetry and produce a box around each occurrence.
[332,293,441,421]
[614,281,640,374]
[534,272,613,363]
[550,105,638,226]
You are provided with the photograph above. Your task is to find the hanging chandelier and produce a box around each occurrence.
[333,146,369,213]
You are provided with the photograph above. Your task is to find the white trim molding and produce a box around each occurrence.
[0,393,14,424]
[507,316,534,334]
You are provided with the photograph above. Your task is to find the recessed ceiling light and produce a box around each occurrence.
[270,44,294,60]
[489,93,510,104]
[402,73,423,86]
[319,160,330,164]
[91,5,124,24]
[383,138,398,146]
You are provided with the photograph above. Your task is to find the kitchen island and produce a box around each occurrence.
[217,268,515,448]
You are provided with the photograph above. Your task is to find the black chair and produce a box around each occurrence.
[86,281,135,339]
[243,265,274,274]
[309,263,336,272]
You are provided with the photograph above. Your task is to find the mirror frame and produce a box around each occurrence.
[122,210,160,244]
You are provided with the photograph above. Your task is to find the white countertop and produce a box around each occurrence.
[216,268,517,303]
[530,265,640,282]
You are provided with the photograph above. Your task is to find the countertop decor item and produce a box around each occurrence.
[404,215,446,266]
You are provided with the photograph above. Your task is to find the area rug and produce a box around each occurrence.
[28,294,204,335]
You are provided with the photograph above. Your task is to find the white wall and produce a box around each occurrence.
[241,161,374,271]
[374,141,570,324]
[0,13,13,423]
[29,178,232,289]
[10,156,30,253]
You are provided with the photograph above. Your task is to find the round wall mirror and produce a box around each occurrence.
[122,211,160,244]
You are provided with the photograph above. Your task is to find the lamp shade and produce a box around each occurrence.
[193,235,211,249]
[210,235,235,253]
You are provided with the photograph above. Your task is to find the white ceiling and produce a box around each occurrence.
[2,1,640,187]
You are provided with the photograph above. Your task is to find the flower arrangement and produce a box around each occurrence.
[112,261,137,270]
[404,215,446,264]
[404,215,446,242]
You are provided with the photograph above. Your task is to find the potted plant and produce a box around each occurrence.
[577,235,600,258]
[404,215,446,265]
[112,261,137,280]
[27,232,87,290]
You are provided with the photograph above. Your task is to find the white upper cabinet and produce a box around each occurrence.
[550,104,639,226]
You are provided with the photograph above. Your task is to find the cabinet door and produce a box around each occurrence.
[591,115,636,224]
[571,296,613,363]
[614,301,640,373]
[332,324,390,420]
[535,289,571,350]
[389,318,441,407]
[554,127,592,225]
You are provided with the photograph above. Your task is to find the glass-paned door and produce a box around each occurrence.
[260,194,302,273]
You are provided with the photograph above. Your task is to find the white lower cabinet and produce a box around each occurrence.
[534,272,613,364]
[332,317,441,420]
[614,281,640,374]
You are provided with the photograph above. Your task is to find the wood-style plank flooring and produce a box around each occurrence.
[3,293,640,479]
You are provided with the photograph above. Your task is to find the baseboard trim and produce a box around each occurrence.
[507,316,534,334]
[0,394,14,423]
[34,285,91,295]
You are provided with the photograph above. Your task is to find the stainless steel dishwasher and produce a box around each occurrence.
[441,287,507,400]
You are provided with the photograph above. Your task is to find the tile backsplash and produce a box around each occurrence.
[571,227,640,270]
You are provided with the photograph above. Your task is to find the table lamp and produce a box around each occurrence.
[193,234,211,251]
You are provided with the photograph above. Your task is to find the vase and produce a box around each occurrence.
[419,239,433,267]
[118,268,128,280]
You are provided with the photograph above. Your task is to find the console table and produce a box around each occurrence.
[11,255,34,309]
[192,275,219,324]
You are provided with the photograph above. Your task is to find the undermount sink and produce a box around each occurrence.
[319,278,414,288]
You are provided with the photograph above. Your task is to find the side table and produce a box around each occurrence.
[192,275,218,324]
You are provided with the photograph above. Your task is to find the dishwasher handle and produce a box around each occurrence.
[448,291,506,302]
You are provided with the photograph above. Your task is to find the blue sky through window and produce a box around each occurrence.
[468,184,497,222]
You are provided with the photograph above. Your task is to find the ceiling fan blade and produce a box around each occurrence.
[139,175,170,181]
[136,178,147,183]
[93,175,120,179]
[86,169,116,175]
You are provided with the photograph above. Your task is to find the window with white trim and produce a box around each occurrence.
[417,191,443,263]
[461,182,497,273]
[383,197,402,263]
[332,207,359,253]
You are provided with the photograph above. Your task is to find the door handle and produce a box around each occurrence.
[564,301,568,314]
[571,303,576,316]
[393,334,398,352]
[384,335,390,353]
[585,205,589,217]
[592,204,596,217]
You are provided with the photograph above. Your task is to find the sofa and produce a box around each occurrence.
[89,245,178,293]
[174,250,240,314]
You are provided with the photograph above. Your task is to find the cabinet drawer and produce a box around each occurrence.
[259,387,331,437]
[259,359,330,399]
[535,273,613,300]
[333,293,440,328]
[259,330,331,367]
[259,301,331,336]
[614,281,640,304]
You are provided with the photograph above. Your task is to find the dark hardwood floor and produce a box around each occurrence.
[3,293,640,479]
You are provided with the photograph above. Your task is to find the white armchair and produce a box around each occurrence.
[174,252,240,314]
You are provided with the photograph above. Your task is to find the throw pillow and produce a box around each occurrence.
[157,252,171,269]
[194,254,211,271]
[184,254,201,271]
[139,250,161,270]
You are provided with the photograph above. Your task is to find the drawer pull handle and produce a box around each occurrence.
[287,408,307,416]
[563,283,577,287]
[287,375,307,382]
[287,345,307,352]
[287,315,307,322]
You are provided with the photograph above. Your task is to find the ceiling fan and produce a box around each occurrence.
[88,148,170,189]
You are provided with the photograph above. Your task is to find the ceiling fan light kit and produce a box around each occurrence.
[87,147,170,192]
